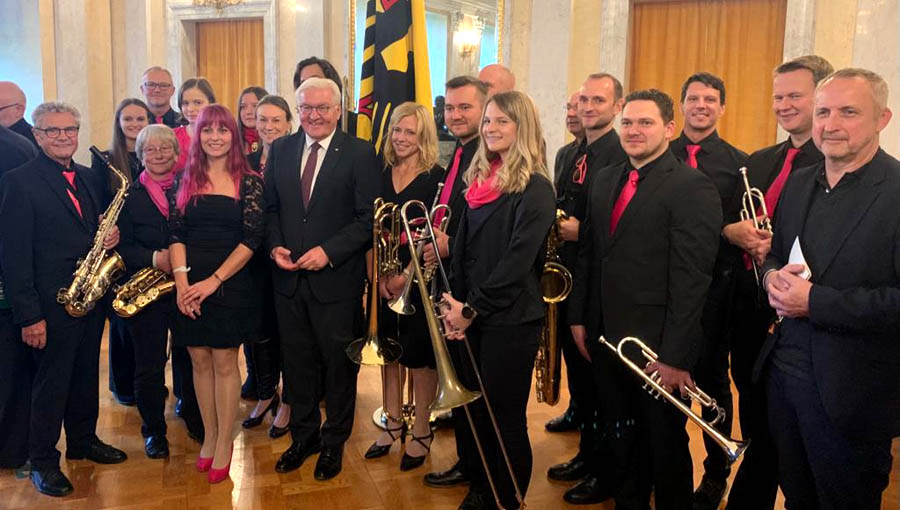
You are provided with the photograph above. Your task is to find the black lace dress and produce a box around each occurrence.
[168,174,265,348]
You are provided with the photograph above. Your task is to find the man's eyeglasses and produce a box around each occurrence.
[297,104,335,116]
[143,145,175,156]
[35,126,79,139]
[143,82,173,90]
[0,103,20,112]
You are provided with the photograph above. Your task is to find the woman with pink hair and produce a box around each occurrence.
[167,104,264,484]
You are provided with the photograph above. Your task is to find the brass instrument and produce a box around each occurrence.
[401,200,527,510]
[535,209,573,406]
[739,166,773,285]
[57,147,128,317]
[598,335,749,464]
[112,267,175,318]
[345,198,404,365]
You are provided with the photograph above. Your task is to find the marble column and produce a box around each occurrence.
[566,0,603,96]
[853,0,900,158]
[598,0,630,91]
[283,0,326,101]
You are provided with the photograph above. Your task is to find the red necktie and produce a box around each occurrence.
[300,142,320,208]
[572,154,588,184]
[62,170,83,218]
[155,115,163,124]
[763,147,801,217]
[610,170,639,235]
[433,145,463,227]
[685,144,701,169]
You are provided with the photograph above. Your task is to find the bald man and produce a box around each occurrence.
[478,64,516,96]
[0,82,37,148]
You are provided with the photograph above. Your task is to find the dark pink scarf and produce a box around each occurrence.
[139,170,175,218]
[465,158,503,209]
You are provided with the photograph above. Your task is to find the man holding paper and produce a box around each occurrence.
[757,68,899,510]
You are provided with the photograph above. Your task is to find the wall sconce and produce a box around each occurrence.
[453,12,485,59]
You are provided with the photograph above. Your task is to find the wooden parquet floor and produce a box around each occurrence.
[1,331,898,510]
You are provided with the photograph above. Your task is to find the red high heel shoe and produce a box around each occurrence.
[207,447,233,484]
[196,455,213,472]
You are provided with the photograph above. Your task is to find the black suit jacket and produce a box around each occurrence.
[444,137,479,245]
[0,153,103,326]
[449,173,556,326]
[553,140,580,189]
[0,125,37,174]
[569,150,722,371]
[9,118,38,149]
[756,149,900,441]
[264,129,379,303]
[117,180,169,278]
[744,138,824,221]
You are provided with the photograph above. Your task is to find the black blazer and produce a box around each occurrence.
[568,150,722,371]
[117,181,169,278]
[756,149,900,441]
[553,140,580,189]
[449,173,556,326]
[264,129,380,303]
[444,137,479,247]
[0,125,37,175]
[0,153,103,326]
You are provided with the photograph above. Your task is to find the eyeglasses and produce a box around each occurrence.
[0,103,20,112]
[35,126,79,139]
[142,145,175,156]
[143,82,173,90]
[297,104,335,116]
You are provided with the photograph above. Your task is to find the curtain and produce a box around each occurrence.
[196,19,265,118]
[629,0,787,153]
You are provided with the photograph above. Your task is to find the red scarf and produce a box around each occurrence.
[139,170,175,218]
[465,158,503,209]
[243,126,260,153]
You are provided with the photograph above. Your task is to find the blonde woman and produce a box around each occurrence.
[441,91,556,510]
[364,102,443,471]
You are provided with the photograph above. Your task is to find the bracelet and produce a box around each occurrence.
[212,272,224,284]
[173,266,190,274]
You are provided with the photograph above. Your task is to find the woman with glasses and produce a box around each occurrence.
[237,86,268,155]
[173,78,216,173]
[115,124,181,459]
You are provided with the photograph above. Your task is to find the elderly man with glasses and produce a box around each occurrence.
[0,81,38,148]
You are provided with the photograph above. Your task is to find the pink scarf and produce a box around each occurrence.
[465,158,503,209]
[139,170,175,218]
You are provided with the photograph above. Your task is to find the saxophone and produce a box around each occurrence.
[112,267,175,317]
[56,147,129,317]
[534,209,573,405]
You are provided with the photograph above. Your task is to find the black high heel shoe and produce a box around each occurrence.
[242,393,279,429]
[399,431,433,471]
[364,421,407,459]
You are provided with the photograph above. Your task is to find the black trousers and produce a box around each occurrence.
[766,365,892,510]
[248,335,282,401]
[693,264,736,483]
[107,312,135,399]
[595,341,693,510]
[30,308,106,470]
[455,321,540,510]
[171,342,203,433]
[275,278,360,446]
[0,309,33,468]
[556,300,601,457]
[725,275,778,510]
[124,298,172,438]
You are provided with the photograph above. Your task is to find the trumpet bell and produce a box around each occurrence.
[726,438,751,464]
[388,294,416,315]
[429,376,481,415]
[345,334,403,365]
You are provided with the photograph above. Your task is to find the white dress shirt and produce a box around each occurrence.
[301,128,337,197]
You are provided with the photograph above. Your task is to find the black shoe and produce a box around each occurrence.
[545,405,580,432]
[114,393,136,407]
[65,438,127,464]
[424,462,469,488]
[364,420,406,459]
[275,434,321,473]
[458,489,495,510]
[144,436,170,459]
[693,475,727,510]
[399,431,433,471]
[242,394,279,429]
[564,475,613,504]
[241,377,259,401]
[314,444,343,480]
[30,467,73,497]
[547,452,588,481]
[269,423,290,439]
[174,398,184,418]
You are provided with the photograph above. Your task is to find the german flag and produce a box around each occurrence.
[356,0,432,152]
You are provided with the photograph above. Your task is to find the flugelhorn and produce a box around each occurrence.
[598,335,749,464]
[535,209,572,405]
[401,200,527,510]
[739,166,772,285]
[345,198,403,365]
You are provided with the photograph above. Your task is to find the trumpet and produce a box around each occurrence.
[739,166,772,285]
[535,209,572,405]
[598,335,749,464]
[400,200,527,510]
[345,198,403,365]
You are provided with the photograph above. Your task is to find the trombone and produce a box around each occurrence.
[739,166,773,285]
[345,198,404,365]
[598,335,749,464]
[401,200,527,510]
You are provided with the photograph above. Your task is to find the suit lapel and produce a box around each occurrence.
[38,161,90,231]
[306,130,344,211]
[467,194,511,241]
